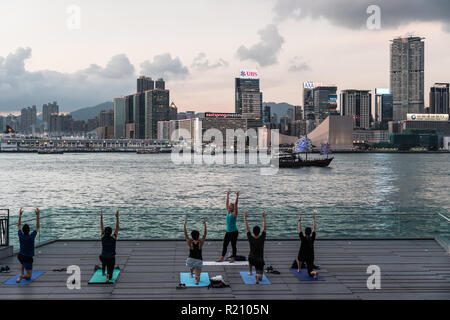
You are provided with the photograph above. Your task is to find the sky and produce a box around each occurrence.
[0,0,449,115]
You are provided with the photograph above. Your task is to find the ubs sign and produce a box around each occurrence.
[240,69,258,79]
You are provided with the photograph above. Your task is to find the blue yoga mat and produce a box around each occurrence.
[180,272,210,287]
[3,271,45,285]
[88,269,120,284]
[239,271,271,285]
[290,268,324,281]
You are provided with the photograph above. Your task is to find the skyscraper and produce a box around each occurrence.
[374,88,393,129]
[263,105,271,124]
[340,90,372,129]
[42,102,59,132]
[133,92,146,139]
[430,83,449,115]
[114,97,126,138]
[20,105,37,134]
[98,109,114,127]
[144,89,170,139]
[313,86,338,122]
[302,82,322,121]
[235,70,262,121]
[137,76,154,93]
[155,78,165,90]
[390,36,425,120]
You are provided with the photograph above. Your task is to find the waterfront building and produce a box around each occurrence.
[293,106,302,121]
[302,81,322,121]
[137,76,154,93]
[144,89,170,139]
[235,70,263,120]
[42,102,59,132]
[125,123,136,139]
[133,92,146,139]
[157,121,171,140]
[280,115,290,135]
[307,115,353,151]
[313,86,338,122]
[177,112,187,120]
[49,113,74,136]
[125,94,134,125]
[87,118,99,132]
[353,130,390,145]
[263,106,271,124]
[340,90,372,129]
[169,102,178,120]
[98,110,114,127]
[374,88,393,129]
[390,36,425,120]
[114,97,126,139]
[430,83,449,115]
[20,105,37,134]
[0,116,4,132]
[97,126,114,139]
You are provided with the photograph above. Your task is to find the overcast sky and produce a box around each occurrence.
[0,0,449,114]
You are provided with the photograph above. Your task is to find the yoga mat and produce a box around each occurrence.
[88,269,120,284]
[203,261,248,266]
[239,271,271,285]
[290,268,324,281]
[3,271,45,285]
[180,272,210,287]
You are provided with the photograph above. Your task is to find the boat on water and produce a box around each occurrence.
[38,149,64,154]
[136,148,160,154]
[272,137,333,168]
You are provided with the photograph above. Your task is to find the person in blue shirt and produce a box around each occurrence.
[99,209,119,283]
[16,208,40,283]
[216,190,239,263]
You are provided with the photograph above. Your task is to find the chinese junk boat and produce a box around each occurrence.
[273,137,333,168]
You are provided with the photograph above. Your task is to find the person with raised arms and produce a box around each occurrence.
[216,190,239,263]
[16,208,40,283]
[99,209,119,283]
[296,211,319,279]
[244,210,266,284]
[184,218,207,285]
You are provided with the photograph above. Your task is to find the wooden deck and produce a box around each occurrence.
[0,239,449,300]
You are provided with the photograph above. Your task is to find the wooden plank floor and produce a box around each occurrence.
[0,239,449,300]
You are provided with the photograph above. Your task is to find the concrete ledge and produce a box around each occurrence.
[0,246,13,259]
[435,237,450,254]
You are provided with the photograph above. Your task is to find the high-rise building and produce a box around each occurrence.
[6,114,19,132]
[20,105,37,134]
[42,102,59,132]
[340,90,372,129]
[169,102,178,120]
[293,106,302,122]
[313,86,338,122]
[155,78,165,90]
[144,89,170,139]
[263,106,271,124]
[98,110,114,127]
[133,92,146,139]
[374,88,393,129]
[114,97,126,138]
[430,83,449,115]
[302,82,322,121]
[235,70,262,121]
[137,76,154,93]
[125,95,134,124]
[49,113,73,136]
[390,36,425,120]
[0,116,5,132]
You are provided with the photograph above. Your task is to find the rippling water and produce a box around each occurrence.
[1,152,449,243]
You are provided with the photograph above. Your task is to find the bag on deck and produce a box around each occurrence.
[208,275,230,289]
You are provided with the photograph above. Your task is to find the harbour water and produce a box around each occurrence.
[1,152,449,244]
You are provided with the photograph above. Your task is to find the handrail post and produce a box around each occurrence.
[0,209,9,246]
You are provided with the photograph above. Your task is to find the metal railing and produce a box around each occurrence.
[7,207,450,250]
[0,209,9,246]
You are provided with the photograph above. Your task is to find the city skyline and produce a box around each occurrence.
[1,1,450,114]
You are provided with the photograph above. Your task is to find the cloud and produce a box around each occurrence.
[273,0,450,31]
[191,53,229,71]
[288,56,311,72]
[0,47,136,113]
[236,24,285,67]
[140,53,189,80]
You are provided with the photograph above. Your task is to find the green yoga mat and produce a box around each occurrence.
[88,269,120,284]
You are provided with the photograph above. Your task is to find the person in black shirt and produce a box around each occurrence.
[184,218,207,285]
[99,209,119,283]
[244,211,266,284]
[16,208,40,283]
[296,212,318,279]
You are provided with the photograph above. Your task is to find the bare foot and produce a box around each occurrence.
[297,268,301,273]
[230,257,236,263]
[16,275,23,283]
[190,272,193,278]
[255,277,259,284]
[105,275,110,283]
[216,257,224,262]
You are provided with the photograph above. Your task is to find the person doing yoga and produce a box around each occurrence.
[296,211,319,279]
[99,209,119,283]
[216,189,239,263]
[244,210,266,284]
[184,218,207,285]
[16,208,40,283]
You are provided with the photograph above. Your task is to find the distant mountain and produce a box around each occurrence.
[70,101,113,121]
[263,102,295,120]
